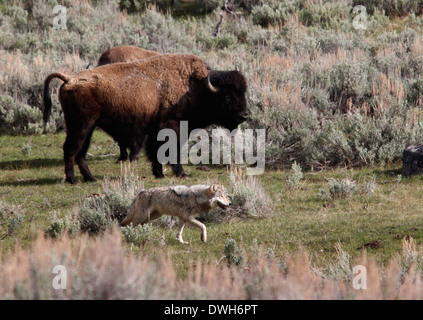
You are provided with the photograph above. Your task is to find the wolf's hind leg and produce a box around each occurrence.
[177,219,188,244]
[187,218,207,242]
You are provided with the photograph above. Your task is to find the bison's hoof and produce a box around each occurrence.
[65,177,78,184]
[177,172,189,179]
[153,172,165,178]
[129,155,140,162]
[115,158,128,163]
[84,177,97,183]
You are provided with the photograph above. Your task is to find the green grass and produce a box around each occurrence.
[1,130,423,277]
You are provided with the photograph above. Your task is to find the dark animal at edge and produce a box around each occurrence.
[97,45,161,163]
[43,54,248,184]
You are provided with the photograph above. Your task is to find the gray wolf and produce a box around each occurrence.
[121,183,231,243]
[43,53,248,183]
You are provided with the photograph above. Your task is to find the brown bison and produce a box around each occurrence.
[43,54,248,184]
[97,45,161,162]
[97,45,160,66]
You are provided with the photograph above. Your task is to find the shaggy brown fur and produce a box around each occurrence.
[43,54,248,184]
[97,46,161,163]
[97,45,160,66]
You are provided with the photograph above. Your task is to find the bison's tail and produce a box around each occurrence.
[43,72,70,133]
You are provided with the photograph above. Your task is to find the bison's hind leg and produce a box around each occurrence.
[75,126,97,182]
[63,121,96,184]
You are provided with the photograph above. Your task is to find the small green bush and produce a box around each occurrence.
[224,238,244,266]
[78,168,144,235]
[0,201,24,239]
[0,95,43,134]
[328,61,372,112]
[407,79,423,107]
[251,1,299,27]
[45,214,80,239]
[318,176,377,201]
[286,161,303,190]
[78,196,115,235]
[229,168,275,219]
[121,223,153,247]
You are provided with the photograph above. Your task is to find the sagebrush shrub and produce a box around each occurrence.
[228,167,275,219]
[0,201,24,239]
[327,178,357,200]
[0,95,43,134]
[45,214,80,239]
[251,0,298,27]
[121,223,153,247]
[353,0,423,17]
[224,238,244,266]
[78,196,115,235]
[286,161,303,190]
[328,60,372,112]
[78,167,144,235]
[318,176,377,201]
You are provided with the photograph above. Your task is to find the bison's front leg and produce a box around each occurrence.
[146,134,164,178]
[128,134,145,162]
[128,146,140,162]
[171,163,188,178]
[168,120,187,178]
[116,142,129,163]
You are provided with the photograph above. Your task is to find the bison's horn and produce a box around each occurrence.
[207,73,219,93]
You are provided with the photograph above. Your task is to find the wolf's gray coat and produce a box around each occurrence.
[121,184,231,243]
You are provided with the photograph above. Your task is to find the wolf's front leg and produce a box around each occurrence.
[177,219,189,244]
[187,218,207,242]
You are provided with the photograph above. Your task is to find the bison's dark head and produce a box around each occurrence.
[402,146,423,177]
[206,70,248,130]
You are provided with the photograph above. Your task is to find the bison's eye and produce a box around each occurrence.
[223,95,231,108]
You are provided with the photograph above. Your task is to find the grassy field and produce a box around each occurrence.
[1,129,422,279]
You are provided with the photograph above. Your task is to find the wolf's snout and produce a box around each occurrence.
[217,201,230,209]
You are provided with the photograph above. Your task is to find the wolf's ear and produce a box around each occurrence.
[208,184,218,196]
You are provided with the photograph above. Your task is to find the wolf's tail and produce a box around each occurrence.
[120,213,133,226]
[43,72,70,133]
[120,192,143,226]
